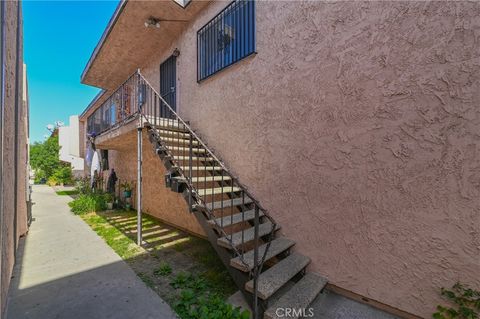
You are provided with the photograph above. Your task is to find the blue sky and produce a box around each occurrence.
[23,1,118,142]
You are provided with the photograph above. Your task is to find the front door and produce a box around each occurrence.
[160,55,176,117]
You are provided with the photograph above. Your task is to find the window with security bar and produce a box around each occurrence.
[197,0,255,81]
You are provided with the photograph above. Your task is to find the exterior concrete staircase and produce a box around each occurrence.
[138,71,328,319]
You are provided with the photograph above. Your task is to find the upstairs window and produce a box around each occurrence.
[197,0,255,81]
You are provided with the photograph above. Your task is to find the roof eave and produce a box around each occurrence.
[80,0,128,85]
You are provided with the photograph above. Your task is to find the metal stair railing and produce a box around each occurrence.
[88,70,276,318]
[136,70,276,318]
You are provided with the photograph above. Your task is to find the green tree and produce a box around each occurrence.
[30,135,61,179]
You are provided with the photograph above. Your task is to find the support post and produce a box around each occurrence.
[188,133,193,212]
[137,127,143,245]
[253,205,260,319]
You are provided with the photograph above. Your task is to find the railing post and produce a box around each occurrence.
[253,204,260,319]
[137,126,143,245]
[136,70,144,246]
[188,133,193,212]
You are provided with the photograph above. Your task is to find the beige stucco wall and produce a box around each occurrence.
[1,0,28,316]
[101,129,205,237]
[138,1,480,317]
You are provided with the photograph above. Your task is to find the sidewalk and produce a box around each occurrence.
[6,185,178,319]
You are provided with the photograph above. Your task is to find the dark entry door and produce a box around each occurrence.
[160,55,176,117]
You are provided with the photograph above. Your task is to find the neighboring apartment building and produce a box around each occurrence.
[0,1,30,317]
[79,1,480,318]
[58,115,84,177]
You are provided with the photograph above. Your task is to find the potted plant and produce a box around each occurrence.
[104,193,114,210]
[121,181,133,198]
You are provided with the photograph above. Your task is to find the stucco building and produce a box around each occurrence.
[0,1,30,317]
[58,115,84,177]
[79,1,480,318]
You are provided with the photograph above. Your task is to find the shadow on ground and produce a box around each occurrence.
[81,210,236,305]
[6,230,177,319]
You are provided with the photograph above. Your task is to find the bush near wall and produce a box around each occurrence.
[68,193,107,215]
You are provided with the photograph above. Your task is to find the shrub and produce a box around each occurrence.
[75,177,92,195]
[53,166,73,185]
[68,193,107,215]
[46,176,59,186]
[34,169,47,184]
[120,181,133,192]
[30,135,61,179]
[47,166,73,186]
[104,193,114,203]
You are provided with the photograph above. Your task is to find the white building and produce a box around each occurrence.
[58,115,84,176]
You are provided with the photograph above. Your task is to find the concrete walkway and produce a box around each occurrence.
[6,185,178,319]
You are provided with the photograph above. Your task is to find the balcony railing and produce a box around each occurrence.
[86,74,140,137]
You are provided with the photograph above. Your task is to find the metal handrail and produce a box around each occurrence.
[139,72,268,213]
[90,69,276,318]
[137,70,276,248]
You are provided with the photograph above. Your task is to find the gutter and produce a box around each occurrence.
[80,0,128,85]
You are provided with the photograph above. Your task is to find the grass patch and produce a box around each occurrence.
[56,190,78,196]
[68,193,107,215]
[80,212,143,259]
[77,209,241,318]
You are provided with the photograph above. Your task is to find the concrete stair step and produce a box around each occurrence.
[245,253,311,300]
[157,129,191,139]
[190,175,232,183]
[217,222,279,249]
[179,166,223,172]
[163,137,199,146]
[149,117,188,132]
[170,155,214,162]
[207,209,264,228]
[230,238,295,272]
[206,197,253,211]
[197,186,241,196]
[264,272,328,319]
[168,146,206,153]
